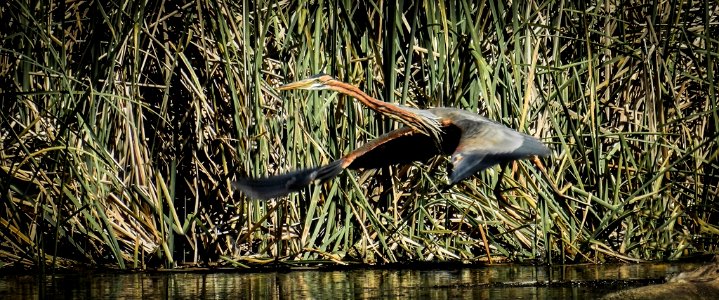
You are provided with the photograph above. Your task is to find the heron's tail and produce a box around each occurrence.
[232,160,345,200]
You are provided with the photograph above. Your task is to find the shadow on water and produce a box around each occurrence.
[0,263,709,299]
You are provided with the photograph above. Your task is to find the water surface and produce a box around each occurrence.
[0,263,702,299]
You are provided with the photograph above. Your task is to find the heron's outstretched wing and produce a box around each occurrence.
[448,120,550,184]
[232,160,345,199]
[233,126,457,199]
[342,126,453,169]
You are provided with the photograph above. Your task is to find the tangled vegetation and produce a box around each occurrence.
[1,0,717,270]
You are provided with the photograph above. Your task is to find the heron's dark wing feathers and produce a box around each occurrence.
[344,127,446,169]
[232,160,344,200]
[234,127,448,200]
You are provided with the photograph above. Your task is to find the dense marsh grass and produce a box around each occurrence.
[0,0,717,269]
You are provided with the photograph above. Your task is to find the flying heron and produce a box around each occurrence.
[233,74,551,199]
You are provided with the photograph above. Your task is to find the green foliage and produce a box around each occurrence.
[0,0,717,269]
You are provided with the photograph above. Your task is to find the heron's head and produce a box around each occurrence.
[277,74,335,91]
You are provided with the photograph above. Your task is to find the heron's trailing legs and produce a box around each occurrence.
[493,155,565,204]
[493,162,509,203]
[530,155,566,199]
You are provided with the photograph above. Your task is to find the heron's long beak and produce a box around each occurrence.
[277,78,316,91]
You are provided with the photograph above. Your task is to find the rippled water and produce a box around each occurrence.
[0,263,702,299]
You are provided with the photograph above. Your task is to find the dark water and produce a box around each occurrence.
[0,263,703,299]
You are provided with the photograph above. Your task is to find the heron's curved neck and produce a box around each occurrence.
[326,80,389,111]
[323,78,443,142]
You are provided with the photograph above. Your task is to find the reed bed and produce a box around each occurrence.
[0,0,717,270]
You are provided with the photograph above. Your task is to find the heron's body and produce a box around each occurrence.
[235,103,550,199]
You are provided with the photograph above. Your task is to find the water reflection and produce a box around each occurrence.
[0,263,702,299]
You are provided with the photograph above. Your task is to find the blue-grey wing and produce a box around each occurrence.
[448,121,549,184]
